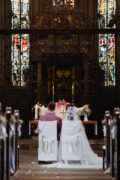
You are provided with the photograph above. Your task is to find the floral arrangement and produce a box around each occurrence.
[80,106,91,116]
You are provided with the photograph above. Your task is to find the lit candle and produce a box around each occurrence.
[52,84,54,101]
[52,85,54,96]
[72,84,74,95]
[34,104,38,120]
[41,105,45,115]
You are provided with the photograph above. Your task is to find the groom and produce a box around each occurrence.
[39,101,62,140]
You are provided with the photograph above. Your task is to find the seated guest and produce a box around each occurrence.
[39,101,62,140]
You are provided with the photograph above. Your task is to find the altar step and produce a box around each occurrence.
[19,137,104,157]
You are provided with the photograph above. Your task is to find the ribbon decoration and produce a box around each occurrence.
[18,124,22,137]
[103,125,106,137]
[0,124,7,141]
[62,134,79,153]
[41,137,55,154]
[10,123,15,138]
[111,126,116,139]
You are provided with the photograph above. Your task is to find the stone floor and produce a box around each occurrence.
[11,150,114,180]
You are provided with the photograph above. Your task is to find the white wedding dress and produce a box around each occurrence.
[41,106,102,169]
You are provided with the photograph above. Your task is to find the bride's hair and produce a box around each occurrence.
[66,104,74,121]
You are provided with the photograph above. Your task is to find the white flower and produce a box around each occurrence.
[80,107,91,116]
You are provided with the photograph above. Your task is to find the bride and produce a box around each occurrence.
[41,104,102,169]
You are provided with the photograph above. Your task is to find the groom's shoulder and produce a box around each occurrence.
[53,113,61,120]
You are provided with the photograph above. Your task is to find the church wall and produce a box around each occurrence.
[0,0,32,137]
[0,0,120,138]
[0,0,5,92]
[0,0,11,100]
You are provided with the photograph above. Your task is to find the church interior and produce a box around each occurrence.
[0,0,120,179]
[0,0,120,138]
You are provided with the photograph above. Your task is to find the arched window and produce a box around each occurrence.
[11,0,30,87]
[98,0,116,86]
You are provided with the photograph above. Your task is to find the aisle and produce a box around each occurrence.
[11,150,114,180]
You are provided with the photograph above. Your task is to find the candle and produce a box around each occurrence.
[41,105,45,115]
[52,84,54,101]
[34,104,38,120]
[72,84,74,95]
[52,85,54,95]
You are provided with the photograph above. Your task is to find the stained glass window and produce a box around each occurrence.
[53,0,74,6]
[11,0,30,86]
[98,0,116,86]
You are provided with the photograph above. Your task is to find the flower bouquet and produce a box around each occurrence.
[80,105,91,121]
[80,106,91,117]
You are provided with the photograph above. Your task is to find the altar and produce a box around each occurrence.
[31,102,97,137]
[29,120,98,136]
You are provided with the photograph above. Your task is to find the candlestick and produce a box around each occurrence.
[52,84,54,102]
[52,85,54,95]
[72,84,74,95]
